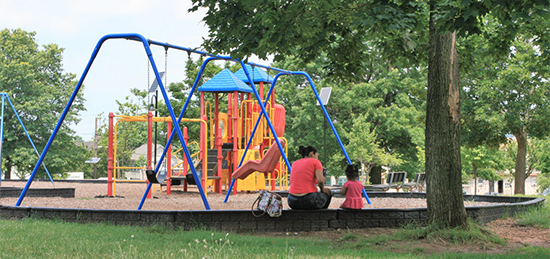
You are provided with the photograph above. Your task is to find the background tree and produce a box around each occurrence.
[461,145,512,194]
[503,137,550,193]
[461,34,550,194]
[272,55,425,180]
[190,0,548,228]
[343,114,402,182]
[342,69,426,177]
[0,28,86,179]
[532,137,550,192]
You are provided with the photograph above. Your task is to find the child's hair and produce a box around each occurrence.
[298,145,317,158]
[345,164,359,180]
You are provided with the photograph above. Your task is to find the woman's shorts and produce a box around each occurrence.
[287,191,332,210]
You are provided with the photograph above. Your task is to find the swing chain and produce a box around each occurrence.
[164,45,169,88]
[147,58,150,103]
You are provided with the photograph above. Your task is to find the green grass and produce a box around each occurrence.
[336,221,506,256]
[515,196,550,228]
[0,218,548,258]
[0,219,393,258]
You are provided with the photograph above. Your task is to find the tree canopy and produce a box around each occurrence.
[0,28,87,179]
[190,0,550,228]
[461,17,550,194]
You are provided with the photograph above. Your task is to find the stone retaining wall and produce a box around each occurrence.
[0,193,544,232]
[0,187,75,198]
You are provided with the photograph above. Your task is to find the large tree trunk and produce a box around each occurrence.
[425,10,468,228]
[514,130,527,194]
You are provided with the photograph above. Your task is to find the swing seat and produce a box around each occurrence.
[232,139,285,180]
[146,169,168,184]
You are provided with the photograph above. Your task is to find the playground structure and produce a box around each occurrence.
[14,33,370,211]
[106,113,203,197]
[106,66,289,198]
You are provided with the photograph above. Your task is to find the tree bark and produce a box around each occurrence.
[425,10,468,228]
[514,130,527,194]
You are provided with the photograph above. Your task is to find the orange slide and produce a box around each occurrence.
[232,139,286,180]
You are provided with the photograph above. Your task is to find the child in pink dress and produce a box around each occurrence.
[340,164,364,209]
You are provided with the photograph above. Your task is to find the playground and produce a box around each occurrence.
[0,34,544,247]
[6,33,373,212]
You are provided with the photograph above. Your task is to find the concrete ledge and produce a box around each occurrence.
[0,187,75,198]
[0,194,543,232]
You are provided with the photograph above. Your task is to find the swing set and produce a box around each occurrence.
[14,33,371,210]
[0,93,55,186]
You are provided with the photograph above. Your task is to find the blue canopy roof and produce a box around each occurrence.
[234,65,273,84]
[198,68,254,93]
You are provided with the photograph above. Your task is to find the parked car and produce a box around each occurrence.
[541,189,550,196]
[485,192,501,196]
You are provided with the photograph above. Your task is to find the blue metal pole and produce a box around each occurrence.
[12,32,219,209]
[245,72,371,204]
[136,38,293,76]
[0,95,4,181]
[15,33,116,206]
[223,62,289,202]
[4,94,55,186]
[138,56,221,210]
[135,44,217,210]
[14,33,160,205]
[223,72,291,202]
[13,32,370,207]
[297,72,371,204]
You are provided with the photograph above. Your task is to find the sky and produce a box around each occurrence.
[0,0,270,141]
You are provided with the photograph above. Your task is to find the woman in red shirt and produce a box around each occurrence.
[288,145,332,209]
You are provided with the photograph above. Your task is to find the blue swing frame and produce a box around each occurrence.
[15,33,371,209]
[0,93,55,186]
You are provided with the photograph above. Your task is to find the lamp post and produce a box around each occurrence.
[317,87,332,172]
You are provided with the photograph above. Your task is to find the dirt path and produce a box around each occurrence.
[252,218,550,255]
